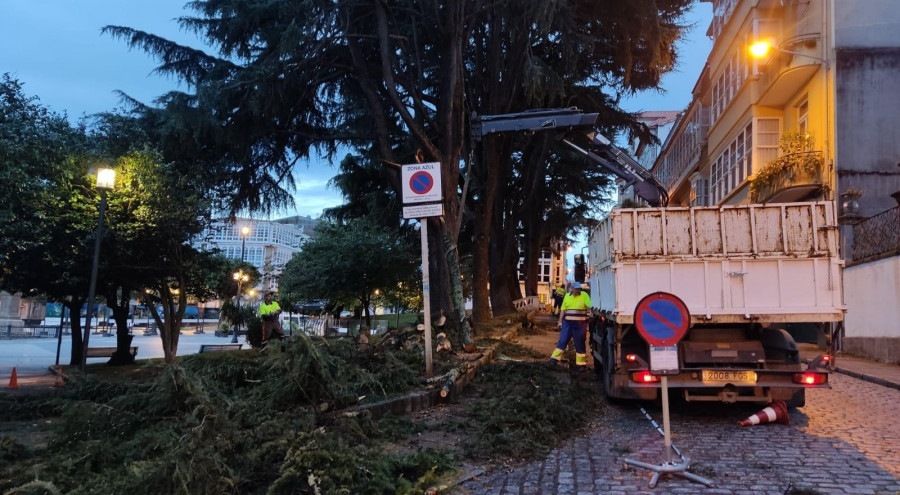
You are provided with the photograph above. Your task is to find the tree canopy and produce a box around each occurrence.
[279,218,419,329]
[102,0,693,334]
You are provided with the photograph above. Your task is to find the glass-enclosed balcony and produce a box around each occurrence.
[750,133,825,203]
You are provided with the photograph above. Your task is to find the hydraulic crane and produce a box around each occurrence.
[470,107,669,207]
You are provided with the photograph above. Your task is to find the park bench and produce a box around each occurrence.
[198,343,243,353]
[85,346,138,359]
[512,296,542,313]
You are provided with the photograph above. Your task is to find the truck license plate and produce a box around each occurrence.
[701,370,757,385]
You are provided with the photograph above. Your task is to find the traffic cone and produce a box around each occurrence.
[8,367,19,389]
[739,400,790,427]
[52,366,65,388]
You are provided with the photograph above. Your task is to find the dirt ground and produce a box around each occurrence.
[385,315,600,480]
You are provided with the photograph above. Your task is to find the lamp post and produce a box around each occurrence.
[81,167,115,371]
[232,270,249,343]
[240,225,250,261]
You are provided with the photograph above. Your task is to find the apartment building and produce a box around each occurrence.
[195,218,311,293]
[650,0,900,361]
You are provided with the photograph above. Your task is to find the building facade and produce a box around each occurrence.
[517,240,570,307]
[195,218,311,293]
[649,0,900,361]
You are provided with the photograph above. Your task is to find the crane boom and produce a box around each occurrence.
[470,107,669,207]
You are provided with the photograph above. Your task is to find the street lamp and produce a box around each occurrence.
[748,38,830,68]
[81,166,115,371]
[240,225,250,261]
[232,270,249,343]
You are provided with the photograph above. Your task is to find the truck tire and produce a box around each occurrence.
[598,330,623,404]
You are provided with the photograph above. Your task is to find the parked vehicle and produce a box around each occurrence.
[471,107,840,408]
[587,201,842,407]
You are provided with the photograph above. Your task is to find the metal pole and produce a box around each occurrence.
[55,305,66,367]
[421,219,433,378]
[662,376,672,464]
[80,190,107,371]
[231,279,241,344]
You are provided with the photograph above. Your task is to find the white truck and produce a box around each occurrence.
[587,202,842,407]
[471,108,840,407]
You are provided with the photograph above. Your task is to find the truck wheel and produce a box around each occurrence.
[599,333,622,403]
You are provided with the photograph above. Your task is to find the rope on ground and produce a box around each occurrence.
[639,407,686,462]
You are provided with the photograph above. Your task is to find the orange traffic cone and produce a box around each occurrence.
[52,366,65,388]
[8,367,19,389]
[739,400,790,427]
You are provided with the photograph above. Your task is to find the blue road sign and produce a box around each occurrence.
[633,292,690,346]
[409,171,434,194]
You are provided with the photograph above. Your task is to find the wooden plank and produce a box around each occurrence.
[85,346,138,358]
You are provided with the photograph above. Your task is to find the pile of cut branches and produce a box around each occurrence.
[0,333,462,495]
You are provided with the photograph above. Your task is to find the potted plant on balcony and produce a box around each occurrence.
[750,132,825,203]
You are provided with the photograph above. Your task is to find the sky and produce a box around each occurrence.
[1,1,712,223]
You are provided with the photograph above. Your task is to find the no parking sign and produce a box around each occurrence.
[401,162,442,204]
[634,292,690,375]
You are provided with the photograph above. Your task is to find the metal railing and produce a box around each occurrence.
[852,206,900,262]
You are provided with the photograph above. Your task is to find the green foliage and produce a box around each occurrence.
[3,479,61,495]
[0,74,95,302]
[462,361,602,460]
[0,333,460,494]
[0,436,32,467]
[279,218,419,322]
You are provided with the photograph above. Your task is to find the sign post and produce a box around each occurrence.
[624,292,712,488]
[401,162,443,378]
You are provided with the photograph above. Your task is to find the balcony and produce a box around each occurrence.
[750,133,825,203]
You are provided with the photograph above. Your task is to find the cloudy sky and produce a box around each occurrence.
[1,1,712,221]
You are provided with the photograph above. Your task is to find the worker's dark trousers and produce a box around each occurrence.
[556,319,587,354]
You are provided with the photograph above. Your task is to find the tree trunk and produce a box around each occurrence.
[106,288,135,366]
[64,299,85,367]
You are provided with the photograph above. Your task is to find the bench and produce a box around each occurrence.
[85,346,138,358]
[513,296,542,313]
[198,343,243,353]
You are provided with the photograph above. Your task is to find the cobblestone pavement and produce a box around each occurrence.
[459,372,900,495]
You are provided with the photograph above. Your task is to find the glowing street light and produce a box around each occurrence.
[81,166,115,371]
[748,39,774,59]
[232,270,249,343]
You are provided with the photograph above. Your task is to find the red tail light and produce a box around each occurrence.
[631,370,660,383]
[793,372,828,385]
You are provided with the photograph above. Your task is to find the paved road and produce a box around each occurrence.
[459,372,900,495]
[0,330,245,379]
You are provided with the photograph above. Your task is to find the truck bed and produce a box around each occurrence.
[588,201,845,324]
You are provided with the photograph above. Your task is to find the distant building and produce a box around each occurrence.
[195,218,310,292]
[517,240,570,307]
[276,215,320,239]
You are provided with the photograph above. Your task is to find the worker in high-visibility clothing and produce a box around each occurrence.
[551,285,566,316]
[549,281,592,369]
[259,292,284,342]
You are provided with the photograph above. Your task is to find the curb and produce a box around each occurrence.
[831,365,900,391]
[803,357,900,391]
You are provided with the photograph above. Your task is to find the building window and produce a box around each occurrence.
[797,98,809,136]
[754,117,781,176]
[711,48,750,124]
[711,122,756,203]
[690,173,708,207]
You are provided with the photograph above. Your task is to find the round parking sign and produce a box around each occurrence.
[633,292,690,346]
[409,171,434,195]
